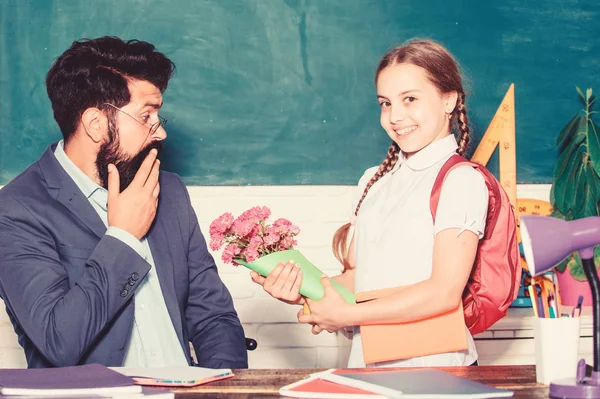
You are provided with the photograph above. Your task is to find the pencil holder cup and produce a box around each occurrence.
[533,317,581,384]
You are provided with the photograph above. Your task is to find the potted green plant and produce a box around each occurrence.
[550,87,599,306]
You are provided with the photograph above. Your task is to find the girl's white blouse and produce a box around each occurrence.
[347,135,489,368]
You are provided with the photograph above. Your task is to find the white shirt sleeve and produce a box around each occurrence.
[434,165,489,239]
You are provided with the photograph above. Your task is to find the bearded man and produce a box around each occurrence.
[0,36,247,369]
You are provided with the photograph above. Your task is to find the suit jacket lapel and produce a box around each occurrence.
[40,144,106,239]
[147,207,186,354]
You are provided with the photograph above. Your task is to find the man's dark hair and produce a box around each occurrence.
[46,36,176,142]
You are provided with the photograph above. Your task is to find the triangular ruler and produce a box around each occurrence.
[471,84,517,208]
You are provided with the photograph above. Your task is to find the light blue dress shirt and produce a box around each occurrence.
[54,141,188,367]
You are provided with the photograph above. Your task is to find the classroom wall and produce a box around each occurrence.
[2,0,600,185]
[0,183,551,368]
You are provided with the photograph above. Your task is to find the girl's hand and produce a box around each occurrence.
[298,276,352,334]
[250,261,306,305]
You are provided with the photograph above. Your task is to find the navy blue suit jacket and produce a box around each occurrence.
[0,144,248,368]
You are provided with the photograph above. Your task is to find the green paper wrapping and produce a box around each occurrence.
[235,249,355,304]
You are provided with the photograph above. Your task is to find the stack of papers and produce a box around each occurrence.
[0,364,142,397]
[0,388,173,398]
[111,366,234,387]
[280,369,514,398]
[0,364,231,397]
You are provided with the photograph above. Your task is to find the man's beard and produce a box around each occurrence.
[96,123,163,192]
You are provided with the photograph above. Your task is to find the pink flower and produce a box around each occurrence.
[251,224,263,237]
[231,218,254,237]
[273,218,292,228]
[289,225,300,235]
[263,230,280,246]
[209,206,299,266]
[209,212,234,237]
[271,218,300,236]
[209,234,224,251]
[281,235,295,249]
[244,236,263,263]
[244,250,259,263]
[256,206,271,220]
[222,243,241,265]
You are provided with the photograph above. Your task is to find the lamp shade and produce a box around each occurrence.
[520,215,600,276]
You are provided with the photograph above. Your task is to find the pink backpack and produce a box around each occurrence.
[430,154,521,335]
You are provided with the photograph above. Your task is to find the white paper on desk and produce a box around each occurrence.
[110,367,233,387]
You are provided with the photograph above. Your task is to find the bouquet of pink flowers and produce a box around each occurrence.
[209,206,355,305]
[209,206,300,265]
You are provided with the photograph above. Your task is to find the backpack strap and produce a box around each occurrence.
[430,154,504,237]
[430,154,477,221]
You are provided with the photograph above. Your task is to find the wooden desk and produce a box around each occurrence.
[169,365,549,398]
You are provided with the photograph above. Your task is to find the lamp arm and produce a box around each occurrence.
[581,255,600,372]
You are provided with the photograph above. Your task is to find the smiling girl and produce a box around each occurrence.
[252,38,488,368]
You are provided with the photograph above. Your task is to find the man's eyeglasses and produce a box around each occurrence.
[103,103,167,136]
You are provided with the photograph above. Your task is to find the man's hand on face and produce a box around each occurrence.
[107,149,160,240]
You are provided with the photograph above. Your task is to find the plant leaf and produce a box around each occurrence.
[576,86,585,100]
[556,112,581,147]
[570,248,600,281]
[567,252,587,281]
[565,153,582,214]
[554,134,580,180]
[555,118,585,177]
[560,116,586,153]
[560,130,586,153]
[586,88,592,101]
[572,160,586,218]
[587,161,599,196]
[588,121,600,176]
[582,164,600,217]
[554,254,570,273]
[560,248,600,281]
[550,206,564,219]
[565,209,574,220]
[552,142,580,214]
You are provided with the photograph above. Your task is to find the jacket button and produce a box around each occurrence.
[120,290,128,297]
[128,280,135,286]
[131,273,139,281]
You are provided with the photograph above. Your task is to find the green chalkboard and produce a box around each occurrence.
[1,0,599,185]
